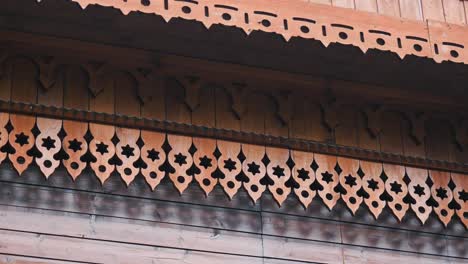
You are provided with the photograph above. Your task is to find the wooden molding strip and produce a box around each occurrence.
[0,111,466,228]
[67,0,468,64]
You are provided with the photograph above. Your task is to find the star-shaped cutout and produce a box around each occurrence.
[121,144,135,158]
[247,162,260,175]
[344,174,357,187]
[147,148,160,161]
[199,155,213,169]
[95,142,109,155]
[223,158,236,172]
[174,153,187,166]
[272,165,285,178]
[41,136,56,150]
[297,168,310,181]
[435,187,448,200]
[367,178,379,191]
[459,189,468,203]
[68,139,82,152]
[321,171,334,184]
[390,181,402,194]
[413,184,425,197]
[15,132,29,146]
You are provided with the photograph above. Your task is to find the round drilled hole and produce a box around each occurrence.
[276,188,284,195]
[395,203,402,211]
[17,156,25,164]
[98,165,106,172]
[141,0,150,6]
[301,191,309,198]
[413,44,422,52]
[70,162,79,170]
[450,50,459,58]
[418,206,425,214]
[300,26,309,34]
[177,176,185,183]
[124,168,132,176]
[441,209,448,217]
[261,19,271,27]
[372,201,378,208]
[222,13,231,21]
[251,185,259,192]
[227,181,235,189]
[349,197,356,204]
[202,178,211,186]
[339,32,348,40]
[182,6,191,14]
[149,171,157,179]
[44,160,52,168]
[376,38,385,46]
[326,193,333,200]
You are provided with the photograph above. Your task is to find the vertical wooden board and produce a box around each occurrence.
[10,57,38,103]
[399,0,423,20]
[62,66,89,180]
[291,151,316,208]
[332,0,355,9]
[240,92,265,133]
[451,173,468,228]
[165,78,191,124]
[406,167,432,224]
[315,154,339,210]
[338,157,362,215]
[334,105,358,147]
[192,85,216,127]
[217,140,242,199]
[360,160,386,219]
[443,0,466,24]
[401,117,425,157]
[193,137,218,196]
[215,87,240,131]
[310,0,332,5]
[421,0,445,21]
[264,95,288,137]
[357,112,380,151]
[379,111,403,155]
[89,73,115,184]
[424,119,451,161]
[383,164,408,221]
[140,130,166,190]
[266,147,291,206]
[36,65,63,178]
[377,0,401,17]
[167,134,193,194]
[242,144,267,203]
[429,170,454,227]
[0,113,8,165]
[140,73,165,120]
[355,0,378,12]
[114,73,141,186]
[0,55,11,166]
[290,96,329,142]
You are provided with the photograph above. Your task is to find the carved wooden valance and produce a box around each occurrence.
[69,0,468,64]
[0,112,466,228]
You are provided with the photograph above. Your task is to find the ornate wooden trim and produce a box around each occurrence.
[0,112,466,227]
[69,0,468,64]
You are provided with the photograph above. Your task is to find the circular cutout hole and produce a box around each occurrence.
[261,19,271,27]
[441,209,448,217]
[182,6,191,14]
[251,185,259,192]
[450,50,459,58]
[227,181,235,189]
[349,197,356,204]
[339,32,348,40]
[300,26,309,34]
[372,201,378,208]
[202,178,211,186]
[141,0,150,6]
[70,162,79,170]
[222,13,231,21]
[301,191,309,198]
[326,193,333,200]
[124,168,132,176]
[149,171,157,179]
[395,203,402,211]
[44,160,52,168]
[98,165,106,172]
[413,44,422,52]
[376,38,385,46]
[177,176,185,183]
[418,206,425,214]
[276,188,284,195]
[17,156,25,164]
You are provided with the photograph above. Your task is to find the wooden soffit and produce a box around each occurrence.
[69,0,468,65]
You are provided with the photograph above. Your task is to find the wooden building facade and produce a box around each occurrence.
[0,0,468,263]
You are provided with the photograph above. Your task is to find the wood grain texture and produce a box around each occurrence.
[377,0,401,17]
[399,0,423,20]
[443,0,466,24]
[383,164,408,221]
[422,0,445,21]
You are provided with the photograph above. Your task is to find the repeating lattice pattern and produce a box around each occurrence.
[0,113,467,227]
[70,0,468,64]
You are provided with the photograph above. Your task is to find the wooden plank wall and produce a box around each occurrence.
[312,0,468,25]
